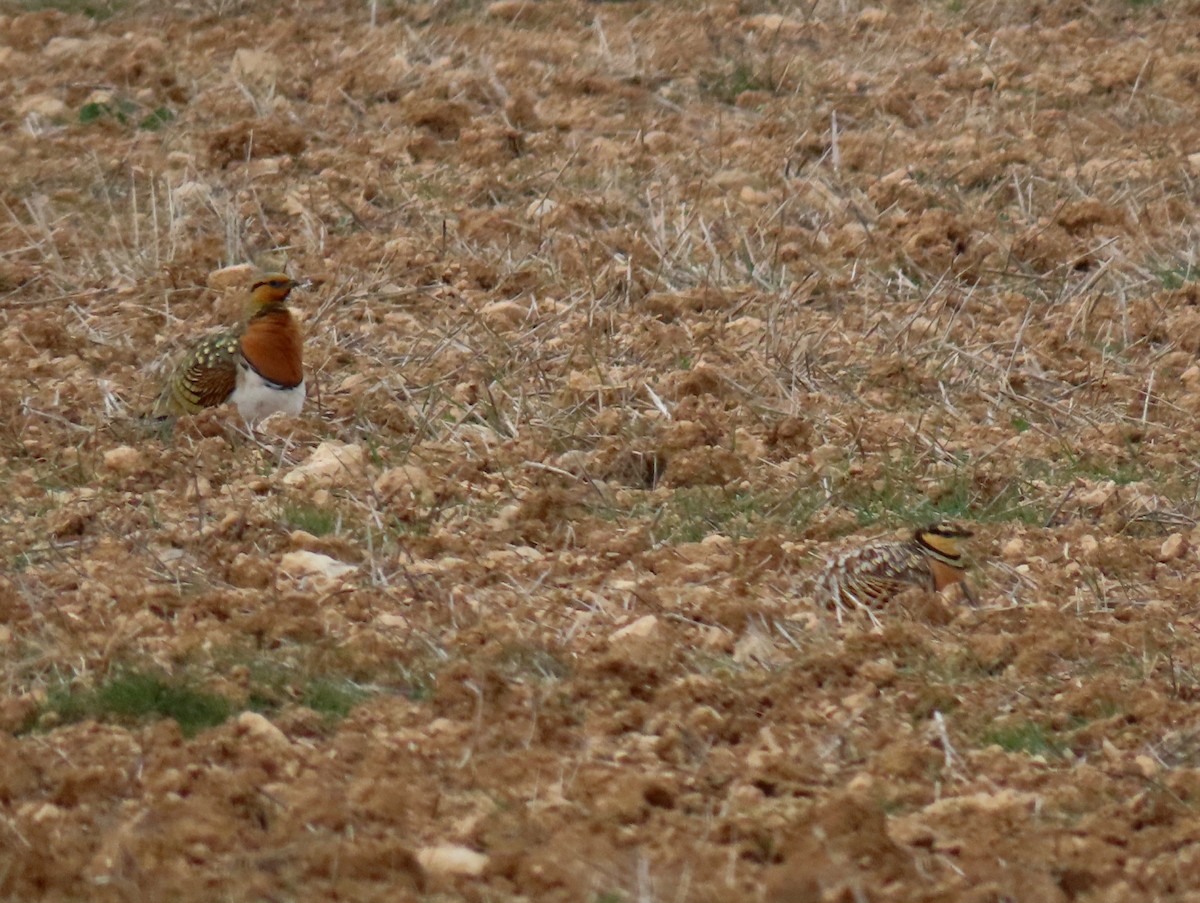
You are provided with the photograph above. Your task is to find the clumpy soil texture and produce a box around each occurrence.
[5,0,1200,900]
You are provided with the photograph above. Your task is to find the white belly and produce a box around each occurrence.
[231,368,306,421]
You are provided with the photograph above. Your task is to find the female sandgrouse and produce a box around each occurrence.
[817,521,976,626]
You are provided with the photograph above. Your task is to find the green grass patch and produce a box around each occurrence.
[835,455,1047,528]
[281,500,340,536]
[699,62,779,105]
[982,720,1066,758]
[628,485,824,544]
[43,669,232,737]
[30,647,427,736]
[7,0,125,17]
[78,98,174,130]
[684,649,744,680]
[223,645,433,715]
[494,642,571,682]
[299,677,372,720]
[1156,266,1196,289]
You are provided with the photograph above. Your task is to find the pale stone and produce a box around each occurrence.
[610,614,660,645]
[417,844,488,877]
[733,629,784,666]
[277,550,357,588]
[44,37,87,58]
[339,373,367,393]
[247,157,283,179]
[747,13,784,30]
[847,774,875,794]
[102,446,145,475]
[235,711,290,747]
[921,788,1039,818]
[480,300,528,331]
[487,0,531,19]
[18,94,67,118]
[184,475,211,500]
[810,444,843,468]
[231,48,280,84]
[712,169,755,190]
[288,530,322,551]
[1077,483,1115,509]
[642,131,674,154]
[859,658,897,686]
[856,6,889,28]
[207,264,257,290]
[1101,738,1121,763]
[908,316,937,338]
[488,502,522,532]
[1001,537,1025,561]
[172,181,212,205]
[1134,754,1159,778]
[525,197,557,219]
[729,782,765,808]
[281,442,366,489]
[1159,532,1187,562]
[739,185,771,205]
[375,464,433,503]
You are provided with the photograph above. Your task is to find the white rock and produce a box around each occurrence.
[172,181,213,206]
[281,442,366,489]
[207,264,258,290]
[417,844,488,877]
[277,550,357,590]
[480,300,528,331]
[235,711,290,747]
[733,629,784,666]
[102,446,145,475]
[231,48,280,84]
[18,94,67,118]
[1159,532,1188,562]
[525,197,557,219]
[1001,537,1025,562]
[610,614,660,645]
[374,464,433,501]
[44,37,88,58]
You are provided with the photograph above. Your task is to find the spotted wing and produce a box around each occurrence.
[818,540,926,622]
[156,331,240,415]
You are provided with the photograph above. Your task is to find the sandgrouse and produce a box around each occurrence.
[816,521,976,626]
[154,273,305,422]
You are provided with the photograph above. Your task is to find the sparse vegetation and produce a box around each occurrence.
[3,0,1200,899]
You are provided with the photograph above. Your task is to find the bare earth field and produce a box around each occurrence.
[5,0,1200,899]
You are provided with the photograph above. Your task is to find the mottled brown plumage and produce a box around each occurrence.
[817,521,975,626]
[154,274,305,421]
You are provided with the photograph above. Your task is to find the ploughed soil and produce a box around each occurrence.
[5,0,1200,899]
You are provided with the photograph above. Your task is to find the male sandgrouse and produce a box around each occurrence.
[154,273,305,422]
[817,521,976,626]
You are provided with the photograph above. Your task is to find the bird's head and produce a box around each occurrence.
[246,273,300,314]
[914,520,974,559]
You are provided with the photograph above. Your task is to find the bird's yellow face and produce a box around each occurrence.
[918,521,973,559]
